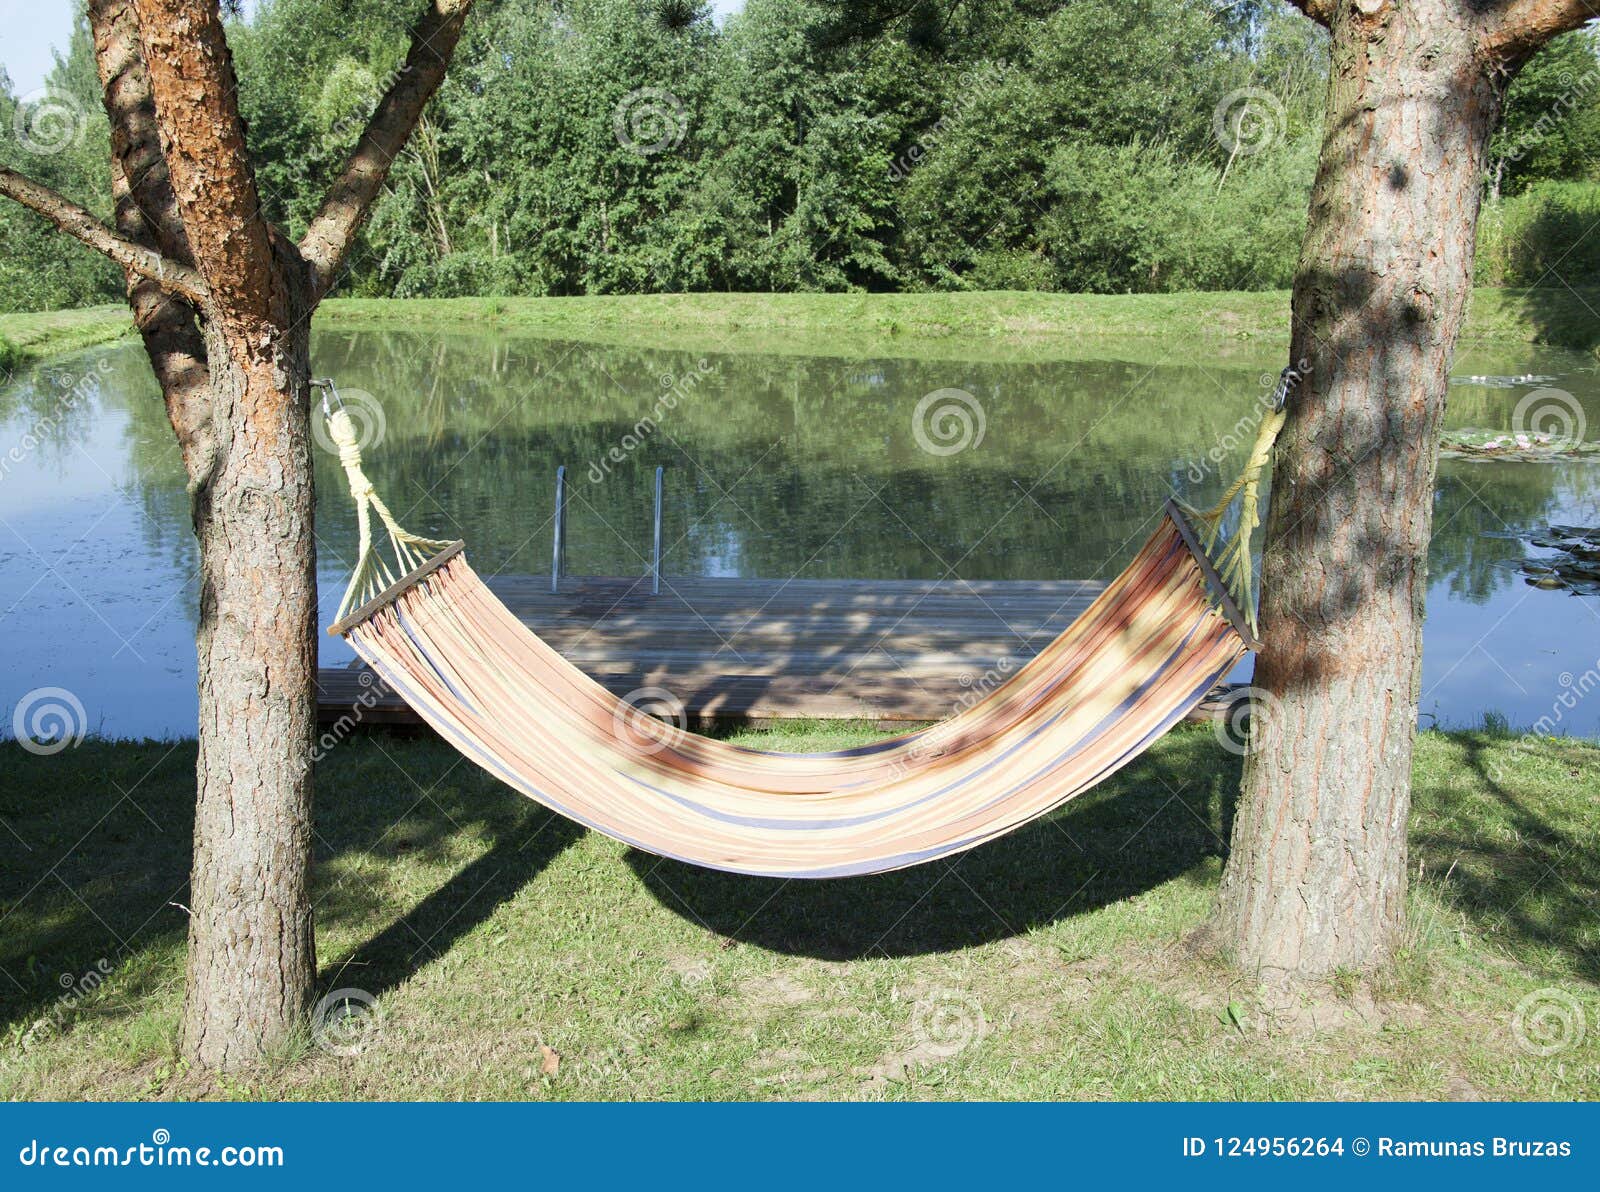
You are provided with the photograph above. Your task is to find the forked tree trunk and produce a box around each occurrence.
[4,0,476,1071]
[182,304,319,1067]
[1213,0,1503,977]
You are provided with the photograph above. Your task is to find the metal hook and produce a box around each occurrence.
[310,377,343,417]
[1272,365,1298,414]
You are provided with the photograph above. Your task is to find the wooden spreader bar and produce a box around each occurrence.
[327,541,467,637]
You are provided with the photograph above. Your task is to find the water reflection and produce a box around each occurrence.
[1,329,1596,739]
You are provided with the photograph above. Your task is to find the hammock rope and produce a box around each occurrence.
[317,376,1284,877]
[1178,365,1296,633]
[319,381,455,623]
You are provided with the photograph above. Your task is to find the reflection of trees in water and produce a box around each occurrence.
[0,353,122,474]
[1,345,202,622]
[295,329,1277,579]
[1429,461,1596,604]
[85,328,1591,588]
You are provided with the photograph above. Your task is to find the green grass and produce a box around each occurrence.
[318,288,1600,359]
[5,287,1597,379]
[0,305,137,375]
[2,725,1596,1101]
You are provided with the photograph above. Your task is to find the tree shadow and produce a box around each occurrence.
[1417,732,1600,980]
[316,807,584,999]
[626,730,1239,959]
[0,737,583,1034]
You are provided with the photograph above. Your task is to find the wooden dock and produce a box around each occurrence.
[316,573,1238,727]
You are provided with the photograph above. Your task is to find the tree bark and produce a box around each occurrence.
[181,299,319,1069]
[0,167,208,302]
[298,0,475,295]
[90,0,213,484]
[1214,0,1536,977]
[130,0,319,1069]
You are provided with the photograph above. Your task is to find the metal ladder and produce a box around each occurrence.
[552,465,664,595]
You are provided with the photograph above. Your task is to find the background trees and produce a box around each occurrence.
[6,0,1593,313]
[0,24,121,310]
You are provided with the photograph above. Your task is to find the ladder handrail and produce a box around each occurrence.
[551,465,567,594]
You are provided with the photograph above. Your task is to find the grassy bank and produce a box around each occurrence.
[321,288,1600,358]
[5,287,1597,376]
[2,725,1595,1101]
[0,305,137,375]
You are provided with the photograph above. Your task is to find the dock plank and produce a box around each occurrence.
[315,572,1235,728]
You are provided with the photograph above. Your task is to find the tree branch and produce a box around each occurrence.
[93,0,197,265]
[0,166,210,303]
[90,0,214,488]
[299,0,475,300]
[1284,0,1334,28]
[132,0,283,327]
[1482,0,1597,64]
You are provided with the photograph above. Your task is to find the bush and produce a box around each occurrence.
[392,251,529,299]
[1476,181,1600,287]
[1037,135,1316,293]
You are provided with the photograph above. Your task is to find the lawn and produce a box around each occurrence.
[4,286,1597,377]
[2,724,1596,1101]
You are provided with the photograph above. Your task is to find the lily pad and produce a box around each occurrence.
[1440,428,1600,462]
[1509,523,1600,595]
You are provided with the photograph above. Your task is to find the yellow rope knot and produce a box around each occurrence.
[1180,367,1297,634]
[326,398,454,622]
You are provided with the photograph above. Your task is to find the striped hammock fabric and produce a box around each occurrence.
[331,502,1255,879]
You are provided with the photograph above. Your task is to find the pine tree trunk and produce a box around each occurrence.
[1213,0,1503,978]
[180,306,318,1068]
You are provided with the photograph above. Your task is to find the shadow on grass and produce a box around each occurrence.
[627,729,1241,959]
[5,726,1593,1039]
[317,808,584,999]
[0,737,583,1033]
[1416,732,1600,981]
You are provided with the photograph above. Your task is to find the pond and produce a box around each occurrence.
[2,327,1597,741]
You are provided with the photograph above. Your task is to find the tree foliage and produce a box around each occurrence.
[0,17,122,311]
[3,0,1595,312]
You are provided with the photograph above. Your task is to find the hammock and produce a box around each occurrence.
[320,382,1280,878]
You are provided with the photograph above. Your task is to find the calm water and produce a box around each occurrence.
[2,328,1597,740]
